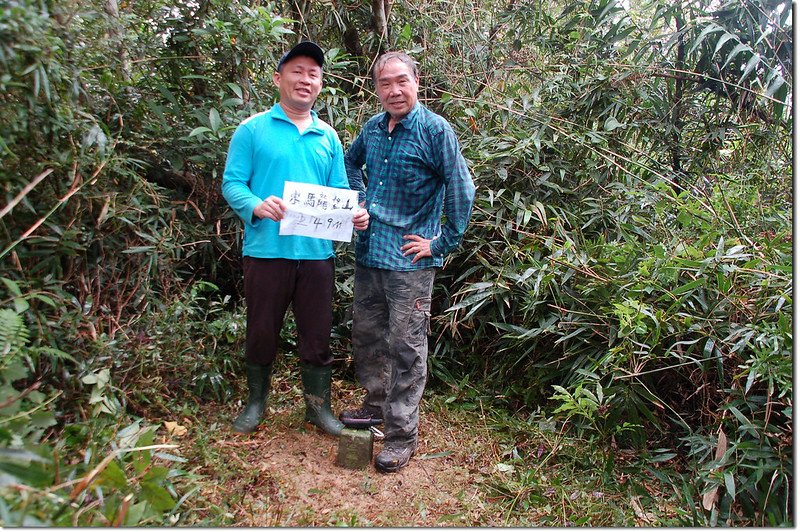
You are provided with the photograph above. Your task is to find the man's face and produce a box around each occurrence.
[375,58,419,120]
[273,55,323,110]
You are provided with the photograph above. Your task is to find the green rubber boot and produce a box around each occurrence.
[301,364,344,436]
[232,362,273,433]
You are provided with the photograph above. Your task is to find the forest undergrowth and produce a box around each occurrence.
[124,353,696,527]
[0,0,792,526]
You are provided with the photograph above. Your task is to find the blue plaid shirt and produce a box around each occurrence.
[345,103,476,271]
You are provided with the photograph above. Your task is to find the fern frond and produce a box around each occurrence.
[0,308,29,357]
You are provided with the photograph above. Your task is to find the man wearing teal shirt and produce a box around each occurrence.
[222,41,369,436]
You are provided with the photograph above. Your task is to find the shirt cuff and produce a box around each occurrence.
[245,197,262,227]
[429,238,447,259]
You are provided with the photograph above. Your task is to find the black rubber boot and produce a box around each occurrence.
[301,364,344,436]
[232,362,273,433]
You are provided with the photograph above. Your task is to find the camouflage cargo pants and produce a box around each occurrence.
[351,264,435,446]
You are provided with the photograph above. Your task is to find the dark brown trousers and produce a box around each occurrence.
[243,257,334,367]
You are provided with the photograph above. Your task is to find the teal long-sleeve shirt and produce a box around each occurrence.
[344,103,476,271]
[222,104,349,260]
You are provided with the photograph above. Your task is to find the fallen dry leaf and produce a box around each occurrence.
[702,427,728,511]
[630,495,656,523]
[702,487,718,511]
[164,420,188,437]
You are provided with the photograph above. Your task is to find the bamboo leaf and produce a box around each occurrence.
[737,53,761,85]
[722,43,751,69]
[723,471,736,500]
[671,278,704,296]
[140,481,176,512]
[689,23,723,55]
[712,32,737,56]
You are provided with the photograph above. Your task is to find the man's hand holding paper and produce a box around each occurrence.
[278,181,366,242]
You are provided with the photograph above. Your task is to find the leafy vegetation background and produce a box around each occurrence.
[0,0,791,526]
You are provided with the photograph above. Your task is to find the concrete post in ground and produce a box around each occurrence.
[336,428,374,469]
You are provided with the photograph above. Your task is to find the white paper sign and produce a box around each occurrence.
[278,181,359,242]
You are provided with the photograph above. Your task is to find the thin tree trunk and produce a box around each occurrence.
[104,0,132,86]
[290,0,311,41]
[670,9,685,192]
[371,0,392,51]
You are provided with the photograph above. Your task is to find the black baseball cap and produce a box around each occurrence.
[277,41,325,71]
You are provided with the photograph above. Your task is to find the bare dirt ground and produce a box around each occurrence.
[189,376,502,527]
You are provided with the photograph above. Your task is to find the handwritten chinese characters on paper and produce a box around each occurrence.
[278,181,359,242]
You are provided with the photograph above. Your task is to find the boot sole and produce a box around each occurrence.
[340,418,384,429]
[304,418,345,436]
[232,413,262,433]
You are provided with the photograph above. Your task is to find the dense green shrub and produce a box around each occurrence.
[425,0,791,525]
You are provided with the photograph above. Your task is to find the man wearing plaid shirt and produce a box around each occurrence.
[341,51,476,473]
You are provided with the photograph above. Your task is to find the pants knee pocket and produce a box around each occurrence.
[407,297,432,345]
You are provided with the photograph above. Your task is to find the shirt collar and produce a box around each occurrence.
[380,102,421,131]
[270,103,322,132]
